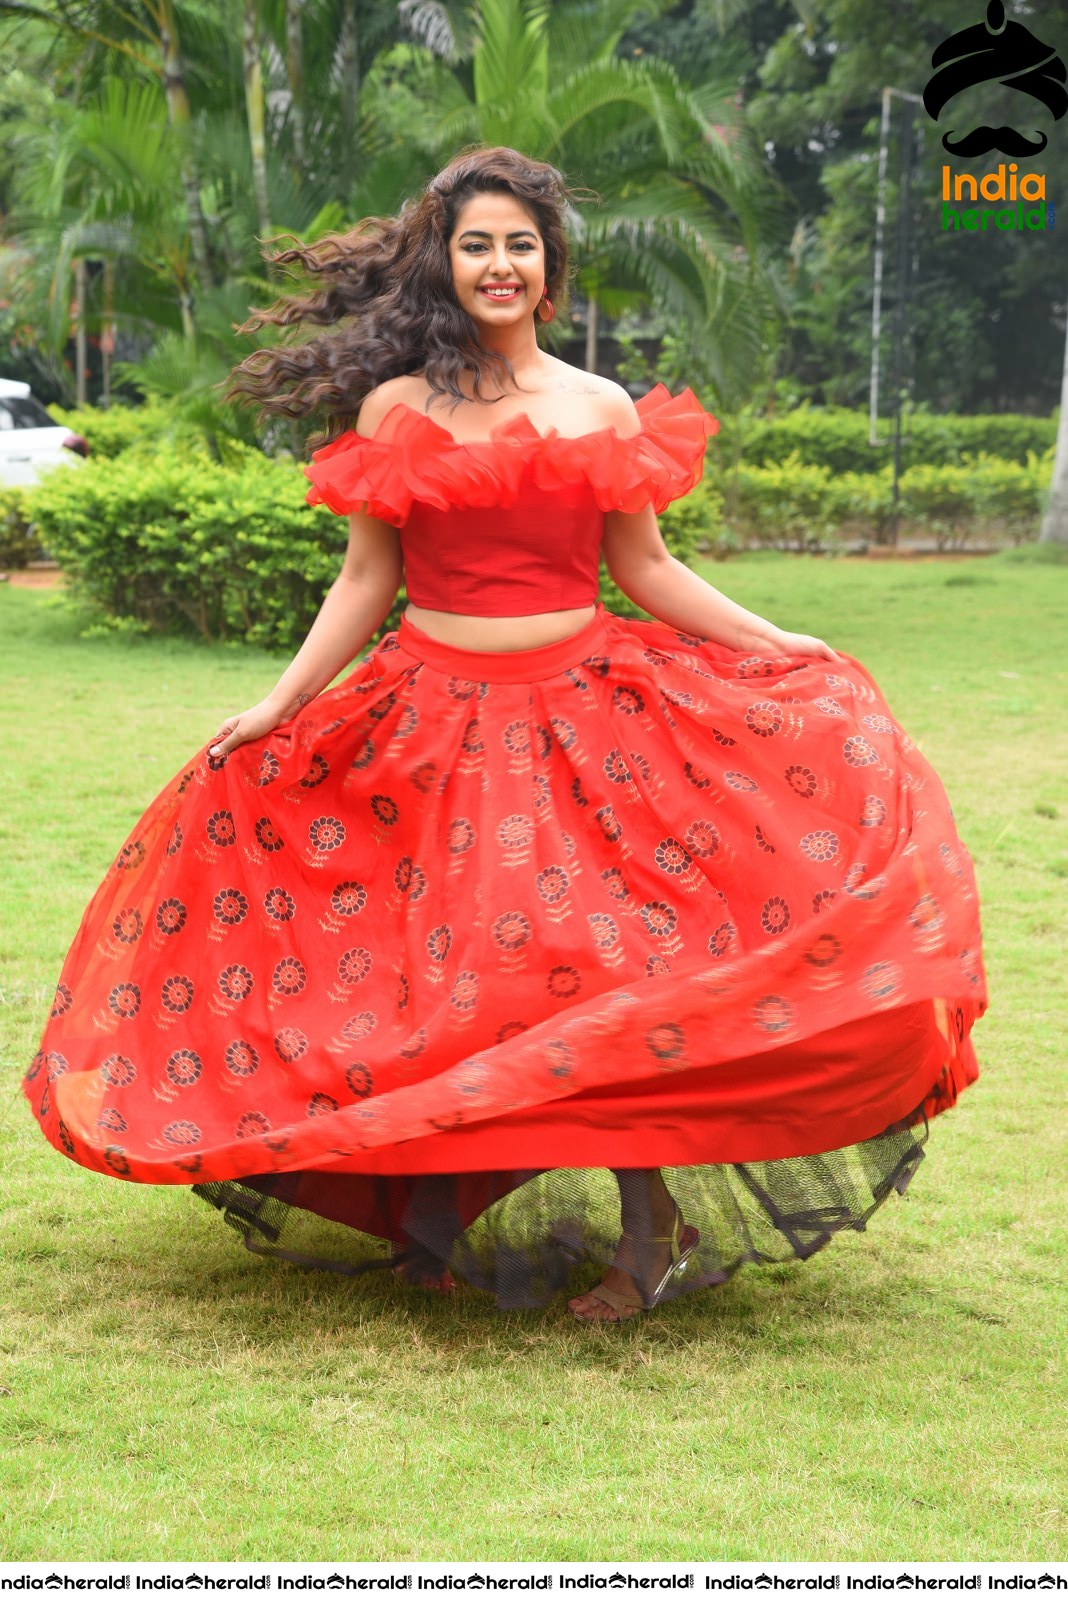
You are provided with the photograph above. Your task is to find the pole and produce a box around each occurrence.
[889,98,915,546]
[869,88,923,544]
[870,88,892,450]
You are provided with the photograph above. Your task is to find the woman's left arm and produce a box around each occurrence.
[602,504,839,661]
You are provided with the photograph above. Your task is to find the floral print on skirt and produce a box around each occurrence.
[25,606,984,1306]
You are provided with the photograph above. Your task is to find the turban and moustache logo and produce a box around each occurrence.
[923,0,1067,156]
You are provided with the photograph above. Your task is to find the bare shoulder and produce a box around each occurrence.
[541,360,641,437]
[592,378,641,437]
[356,374,426,436]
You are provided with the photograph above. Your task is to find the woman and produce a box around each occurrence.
[24,147,984,1321]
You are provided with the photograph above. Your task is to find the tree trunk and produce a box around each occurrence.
[74,257,88,407]
[1039,312,1068,543]
[157,0,213,292]
[178,286,196,342]
[338,0,360,199]
[101,260,114,405]
[244,0,272,243]
[585,292,598,374]
[285,0,306,177]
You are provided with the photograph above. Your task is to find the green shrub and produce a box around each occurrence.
[599,478,717,615]
[832,468,896,542]
[27,446,347,651]
[963,452,1047,544]
[722,455,848,552]
[946,415,1057,463]
[26,418,1052,649]
[714,410,876,476]
[712,452,1047,552]
[896,454,1046,549]
[896,463,974,549]
[711,406,1055,476]
[0,487,36,568]
[660,476,728,554]
[28,447,724,644]
[45,399,201,460]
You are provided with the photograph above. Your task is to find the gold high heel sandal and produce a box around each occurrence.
[569,1204,700,1321]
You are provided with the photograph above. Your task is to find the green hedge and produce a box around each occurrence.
[24,446,710,648]
[26,446,347,650]
[897,454,1049,550]
[712,452,1050,552]
[46,399,202,460]
[721,458,849,552]
[712,407,1056,475]
[600,477,722,614]
[17,405,1055,646]
[0,487,36,568]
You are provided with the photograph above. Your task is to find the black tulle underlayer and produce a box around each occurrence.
[192,1111,928,1308]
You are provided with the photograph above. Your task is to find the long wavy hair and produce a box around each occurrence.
[227,146,576,440]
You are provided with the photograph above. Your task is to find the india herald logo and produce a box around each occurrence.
[923,0,1067,157]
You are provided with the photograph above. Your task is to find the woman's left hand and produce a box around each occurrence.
[762,628,841,662]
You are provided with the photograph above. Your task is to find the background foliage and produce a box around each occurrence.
[10,400,1050,646]
[2,0,1066,418]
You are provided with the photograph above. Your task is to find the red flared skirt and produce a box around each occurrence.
[25,607,984,1303]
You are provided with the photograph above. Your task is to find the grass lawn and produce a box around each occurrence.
[0,552,1065,1562]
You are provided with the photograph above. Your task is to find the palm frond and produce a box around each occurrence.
[398,0,476,62]
[546,0,675,72]
[75,79,182,219]
[473,0,550,111]
[351,146,441,220]
[544,57,696,166]
[432,99,488,151]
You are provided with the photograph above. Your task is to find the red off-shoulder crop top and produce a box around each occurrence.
[303,384,717,617]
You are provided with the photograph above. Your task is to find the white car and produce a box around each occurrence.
[0,379,89,487]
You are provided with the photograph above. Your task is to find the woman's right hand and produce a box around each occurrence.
[209,698,287,760]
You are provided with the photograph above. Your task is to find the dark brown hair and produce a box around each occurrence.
[227,146,575,439]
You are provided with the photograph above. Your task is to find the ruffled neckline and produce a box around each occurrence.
[304,382,718,524]
[355,383,691,449]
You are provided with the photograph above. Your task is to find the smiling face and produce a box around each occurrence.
[448,190,546,331]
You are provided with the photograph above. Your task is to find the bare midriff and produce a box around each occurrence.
[404,603,597,653]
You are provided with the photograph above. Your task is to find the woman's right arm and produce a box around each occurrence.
[209,509,403,758]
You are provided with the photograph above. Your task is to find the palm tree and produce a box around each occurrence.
[3,0,778,415]
[10,76,197,351]
[1,0,419,385]
[0,0,219,289]
[155,0,214,286]
[284,0,306,176]
[403,0,779,397]
[242,0,271,243]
